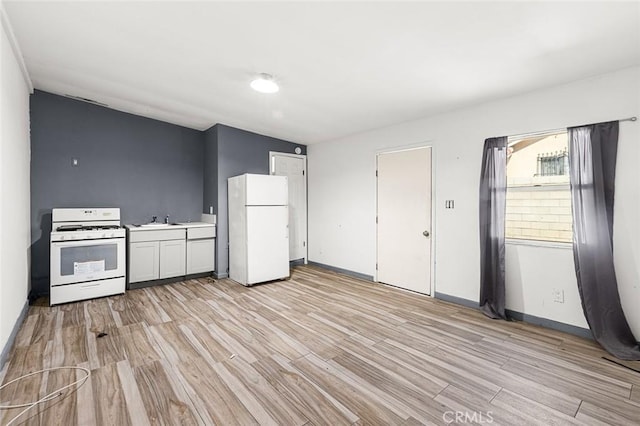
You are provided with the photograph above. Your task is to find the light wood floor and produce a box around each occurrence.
[1,266,639,425]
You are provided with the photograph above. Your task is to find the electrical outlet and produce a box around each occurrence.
[552,289,564,303]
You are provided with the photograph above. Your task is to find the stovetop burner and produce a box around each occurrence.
[55,225,82,232]
[84,225,122,231]
[55,224,122,232]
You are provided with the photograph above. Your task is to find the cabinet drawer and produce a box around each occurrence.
[187,226,216,240]
[129,228,185,242]
[50,277,125,305]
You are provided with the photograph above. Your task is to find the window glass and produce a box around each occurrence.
[506,132,572,243]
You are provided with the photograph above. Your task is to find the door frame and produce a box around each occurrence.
[375,143,436,297]
[269,151,308,264]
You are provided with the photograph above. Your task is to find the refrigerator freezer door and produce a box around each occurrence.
[246,205,290,284]
[245,174,288,206]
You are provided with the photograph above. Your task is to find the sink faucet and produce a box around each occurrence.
[164,215,170,224]
[151,215,158,223]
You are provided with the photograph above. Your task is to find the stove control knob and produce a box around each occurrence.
[102,233,107,238]
[60,235,65,240]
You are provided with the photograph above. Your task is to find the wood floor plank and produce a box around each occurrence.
[83,304,101,370]
[293,353,407,424]
[221,356,309,425]
[329,349,449,424]
[577,400,640,426]
[147,321,204,366]
[75,362,96,426]
[155,358,214,425]
[29,310,57,346]
[118,323,162,368]
[273,317,337,356]
[61,301,87,329]
[116,360,151,426]
[178,321,233,363]
[206,320,259,364]
[91,362,132,426]
[125,288,168,325]
[435,384,530,426]
[3,265,639,426]
[133,360,199,426]
[40,367,78,425]
[428,345,581,415]
[338,337,448,396]
[252,355,358,425]
[185,298,227,325]
[374,339,502,403]
[490,388,582,425]
[0,343,46,425]
[109,294,146,327]
[179,358,262,426]
[93,324,126,367]
[141,288,173,322]
[59,325,89,366]
[85,298,117,333]
[477,335,637,392]
[182,278,221,300]
[13,313,38,347]
[502,358,640,418]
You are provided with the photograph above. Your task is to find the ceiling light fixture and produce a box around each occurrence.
[250,73,279,94]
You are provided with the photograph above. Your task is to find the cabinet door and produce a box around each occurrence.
[187,239,215,274]
[159,239,186,279]
[129,241,160,283]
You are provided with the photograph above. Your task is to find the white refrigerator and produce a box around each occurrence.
[228,174,290,286]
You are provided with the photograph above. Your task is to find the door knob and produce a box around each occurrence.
[423,230,430,237]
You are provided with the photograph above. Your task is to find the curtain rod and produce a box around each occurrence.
[508,116,638,142]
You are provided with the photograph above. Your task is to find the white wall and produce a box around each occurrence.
[505,243,587,328]
[308,66,640,336]
[0,8,32,357]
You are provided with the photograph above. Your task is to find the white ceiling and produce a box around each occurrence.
[4,1,640,144]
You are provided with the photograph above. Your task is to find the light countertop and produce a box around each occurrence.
[125,222,215,232]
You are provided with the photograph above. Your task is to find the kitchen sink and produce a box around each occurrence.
[140,223,171,227]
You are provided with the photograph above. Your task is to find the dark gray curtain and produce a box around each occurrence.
[479,136,508,319]
[569,121,640,360]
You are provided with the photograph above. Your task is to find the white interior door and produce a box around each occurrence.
[377,147,432,295]
[270,152,307,262]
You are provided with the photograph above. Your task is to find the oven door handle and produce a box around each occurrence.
[80,283,102,289]
[51,238,124,248]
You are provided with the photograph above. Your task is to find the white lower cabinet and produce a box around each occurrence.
[187,239,215,274]
[128,228,185,284]
[128,224,215,285]
[160,239,186,278]
[129,241,160,283]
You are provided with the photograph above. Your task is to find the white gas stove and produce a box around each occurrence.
[50,208,126,305]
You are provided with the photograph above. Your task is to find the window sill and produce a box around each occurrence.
[506,238,573,250]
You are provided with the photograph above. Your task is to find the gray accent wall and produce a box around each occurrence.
[203,125,219,215]
[203,124,306,277]
[30,91,204,296]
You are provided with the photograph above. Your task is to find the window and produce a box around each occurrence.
[506,131,572,243]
